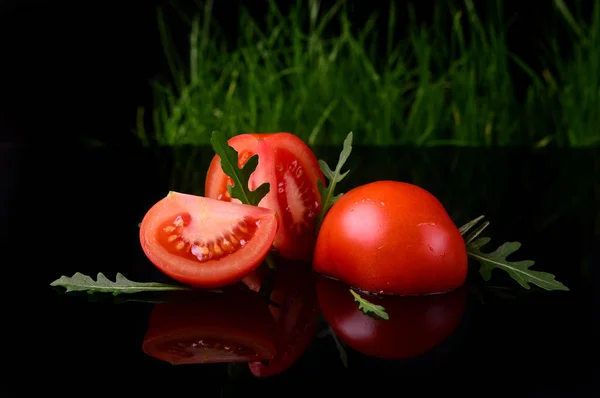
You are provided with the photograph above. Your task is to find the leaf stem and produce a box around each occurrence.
[264,253,277,270]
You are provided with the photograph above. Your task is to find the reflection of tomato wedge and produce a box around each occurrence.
[143,289,277,365]
[139,191,278,288]
[317,277,466,360]
[205,133,325,261]
[248,262,319,377]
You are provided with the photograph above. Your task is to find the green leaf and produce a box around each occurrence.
[464,220,490,245]
[315,131,353,232]
[467,238,569,291]
[210,131,269,206]
[350,288,389,320]
[459,215,485,235]
[50,272,194,296]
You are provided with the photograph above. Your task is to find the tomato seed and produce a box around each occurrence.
[167,234,178,242]
[213,244,223,255]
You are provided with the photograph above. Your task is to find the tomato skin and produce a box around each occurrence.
[317,276,467,359]
[205,133,325,261]
[248,261,319,377]
[313,181,467,295]
[139,191,278,289]
[143,289,277,365]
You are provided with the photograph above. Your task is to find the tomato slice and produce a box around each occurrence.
[317,276,467,360]
[139,191,278,288]
[205,133,325,261]
[248,262,319,377]
[142,290,277,365]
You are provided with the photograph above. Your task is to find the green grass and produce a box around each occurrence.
[137,0,600,147]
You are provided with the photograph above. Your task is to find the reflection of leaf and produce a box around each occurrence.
[210,131,269,206]
[50,272,194,296]
[468,238,569,291]
[350,289,389,320]
[330,327,349,368]
[316,132,353,233]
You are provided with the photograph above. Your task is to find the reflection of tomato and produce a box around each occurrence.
[313,181,467,295]
[143,289,277,365]
[139,191,278,288]
[317,276,466,359]
[248,262,319,377]
[205,133,325,261]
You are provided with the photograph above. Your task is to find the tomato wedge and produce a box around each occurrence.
[248,262,319,377]
[205,133,325,261]
[139,191,278,288]
[317,277,467,360]
[142,290,277,365]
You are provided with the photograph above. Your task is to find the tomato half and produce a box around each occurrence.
[317,276,467,359]
[313,181,468,295]
[142,289,277,365]
[248,261,319,377]
[139,191,278,288]
[205,133,325,261]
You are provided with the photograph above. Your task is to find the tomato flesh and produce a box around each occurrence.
[143,290,277,365]
[139,191,278,288]
[205,133,324,261]
[313,181,468,295]
[317,276,467,360]
[157,212,259,263]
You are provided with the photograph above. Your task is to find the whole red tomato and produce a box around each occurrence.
[313,181,467,295]
[317,276,467,359]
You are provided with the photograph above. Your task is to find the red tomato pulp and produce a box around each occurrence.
[317,276,467,359]
[143,289,277,365]
[313,181,468,295]
[139,191,278,288]
[205,133,325,261]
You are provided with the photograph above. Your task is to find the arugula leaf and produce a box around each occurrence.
[459,215,485,235]
[315,131,353,232]
[50,272,194,296]
[460,216,568,291]
[210,131,269,206]
[461,217,490,245]
[468,238,569,291]
[350,288,389,320]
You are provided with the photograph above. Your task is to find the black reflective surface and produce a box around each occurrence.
[3,146,598,396]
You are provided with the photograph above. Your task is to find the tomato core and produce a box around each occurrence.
[157,213,259,263]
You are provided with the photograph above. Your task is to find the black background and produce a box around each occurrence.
[1,1,598,396]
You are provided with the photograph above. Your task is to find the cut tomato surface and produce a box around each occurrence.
[139,191,278,288]
[248,262,319,377]
[317,276,467,360]
[205,133,324,261]
[142,290,277,365]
